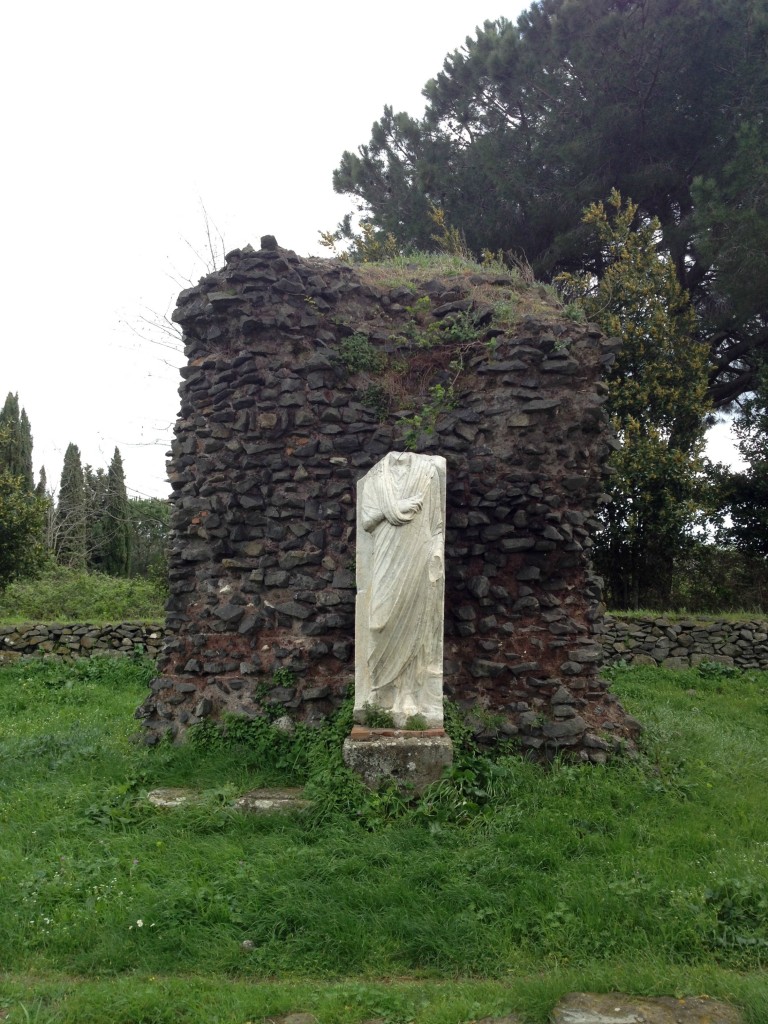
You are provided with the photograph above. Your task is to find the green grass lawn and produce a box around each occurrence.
[0,656,767,1022]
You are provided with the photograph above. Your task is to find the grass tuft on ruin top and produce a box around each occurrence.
[354,250,567,327]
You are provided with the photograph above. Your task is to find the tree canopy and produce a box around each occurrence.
[332,0,768,407]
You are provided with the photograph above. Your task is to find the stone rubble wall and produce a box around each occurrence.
[136,240,642,760]
[601,616,768,670]
[0,623,166,663]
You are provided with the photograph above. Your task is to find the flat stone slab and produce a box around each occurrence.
[233,788,311,813]
[146,787,310,813]
[551,992,742,1024]
[146,787,203,809]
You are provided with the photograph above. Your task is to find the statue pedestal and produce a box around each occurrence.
[342,727,453,794]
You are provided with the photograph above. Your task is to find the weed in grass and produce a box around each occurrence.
[705,877,768,956]
[697,660,743,680]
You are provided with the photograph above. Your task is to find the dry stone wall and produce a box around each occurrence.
[601,616,768,670]
[0,623,165,663]
[137,239,643,761]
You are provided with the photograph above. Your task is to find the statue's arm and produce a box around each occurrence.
[362,503,386,533]
[428,469,443,537]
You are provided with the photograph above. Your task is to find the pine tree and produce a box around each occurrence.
[0,392,34,491]
[56,443,88,569]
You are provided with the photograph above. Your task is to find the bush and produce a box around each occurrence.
[0,565,165,622]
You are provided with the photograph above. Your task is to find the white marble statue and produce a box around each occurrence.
[354,452,447,728]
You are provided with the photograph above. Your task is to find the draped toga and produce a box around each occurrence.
[359,452,444,721]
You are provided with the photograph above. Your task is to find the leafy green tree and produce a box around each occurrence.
[127,497,169,580]
[55,443,88,570]
[0,393,34,491]
[333,0,768,407]
[559,192,710,608]
[0,470,46,590]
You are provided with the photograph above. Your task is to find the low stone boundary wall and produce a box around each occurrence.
[601,616,768,670]
[0,623,167,663]
[2,617,768,672]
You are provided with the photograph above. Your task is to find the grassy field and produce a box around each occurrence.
[0,656,767,1022]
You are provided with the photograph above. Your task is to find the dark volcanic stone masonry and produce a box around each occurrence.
[136,239,642,760]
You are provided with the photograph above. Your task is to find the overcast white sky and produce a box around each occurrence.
[1,0,742,500]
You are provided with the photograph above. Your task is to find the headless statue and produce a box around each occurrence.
[354,452,446,728]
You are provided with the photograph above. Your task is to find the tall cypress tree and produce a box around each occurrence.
[84,465,108,571]
[102,448,131,576]
[0,393,34,491]
[34,465,55,555]
[56,443,87,569]
[35,466,47,500]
